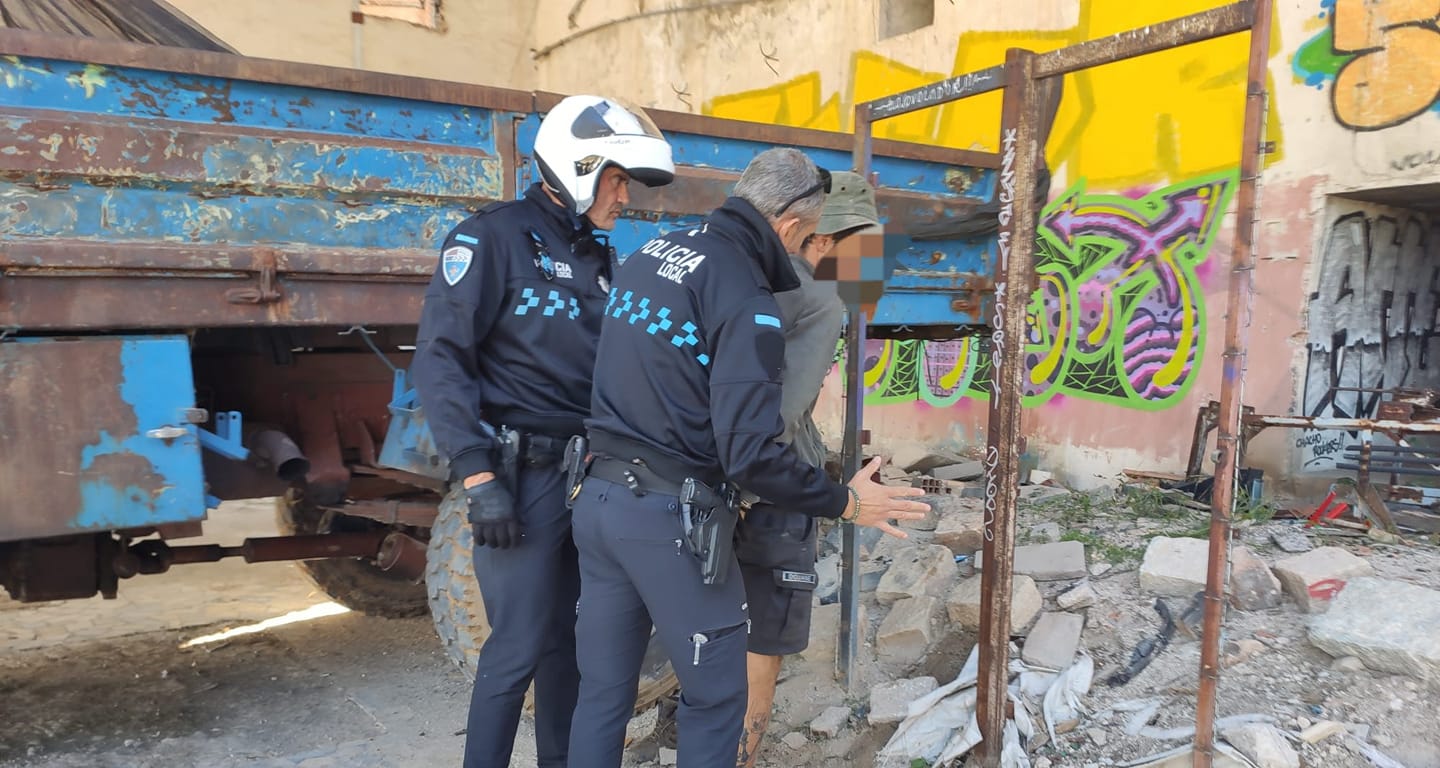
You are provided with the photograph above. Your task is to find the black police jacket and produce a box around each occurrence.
[413,183,617,481]
[585,196,850,519]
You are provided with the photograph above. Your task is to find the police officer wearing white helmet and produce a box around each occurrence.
[411,94,675,768]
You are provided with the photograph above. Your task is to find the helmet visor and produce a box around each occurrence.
[571,97,667,141]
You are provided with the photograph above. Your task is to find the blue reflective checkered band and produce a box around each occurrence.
[515,287,580,321]
[608,292,709,367]
[754,313,781,328]
[454,233,480,245]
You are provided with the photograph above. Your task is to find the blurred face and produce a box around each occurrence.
[586,166,631,230]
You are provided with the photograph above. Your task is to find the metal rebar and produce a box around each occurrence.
[974,49,1039,768]
[1193,0,1272,764]
[837,102,875,691]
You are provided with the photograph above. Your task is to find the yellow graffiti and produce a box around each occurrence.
[1332,0,1440,130]
[704,0,1286,188]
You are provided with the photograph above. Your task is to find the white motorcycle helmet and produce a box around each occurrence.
[533,94,676,218]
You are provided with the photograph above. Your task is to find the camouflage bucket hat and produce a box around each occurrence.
[817,170,880,238]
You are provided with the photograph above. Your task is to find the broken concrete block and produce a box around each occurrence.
[1270,527,1314,554]
[1274,546,1375,612]
[933,461,984,481]
[1309,576,1440,684]
[1229,546,1284,611]
[1021,611,1085,669]
[947,574,1041,632]
[868,676,938,725]
[1222,723,1300,768]
[1029,522,1063,543]
[659,747,677,765]
[876,595,940,660]
[900,450,968,474]
[933,505,986,555]
[624,705,659,745]
[1139,537,1279,610]
[781,731,808,750]
[815,553,840,604]
[976,541,1088,581]
[902,495,943,532]
[1057,580,1098,610]
[1299,720,1348,744]
[1020,485,1071,502]
[810,706,850,737]
[875,544,956,604]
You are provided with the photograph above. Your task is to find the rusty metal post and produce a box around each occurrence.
[975,49,1040,767]
[837,102,876,691]
[1193,0,1272,764]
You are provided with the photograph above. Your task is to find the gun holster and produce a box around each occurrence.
[496,426,523,499]
[680,478,741,586]
[562,434,590,510]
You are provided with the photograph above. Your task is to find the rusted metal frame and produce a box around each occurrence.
[0,27,996,172]
[1194,0,1272,763]
[1032,0,1254,78]
[0,241,437,276]
[0,107,501,199]
[839,102,876,691]
[0,276,430,330]
[864,65,1007,121]
[974,49,1043,768]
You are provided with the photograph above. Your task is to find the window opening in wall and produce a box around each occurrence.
[359,0,443,30]
[1299,183,1440,476]
[879,0,934,40]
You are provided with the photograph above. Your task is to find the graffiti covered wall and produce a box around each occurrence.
[1293,0,1440,132]
[1299,204,1440,469]
[859,173,1237,410]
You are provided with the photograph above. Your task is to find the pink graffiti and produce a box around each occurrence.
[1046,187,1213,305]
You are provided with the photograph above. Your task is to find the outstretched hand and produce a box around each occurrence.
[845,456,931,539]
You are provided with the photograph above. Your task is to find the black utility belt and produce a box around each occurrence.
[580,455,740,586]
[498,427,571,467]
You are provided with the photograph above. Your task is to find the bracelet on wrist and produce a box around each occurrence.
[843,486,861,522]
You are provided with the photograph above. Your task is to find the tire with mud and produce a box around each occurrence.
[426,485,679,712]
[274,490,430,618]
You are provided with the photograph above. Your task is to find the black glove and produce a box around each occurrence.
[465,479,520,549]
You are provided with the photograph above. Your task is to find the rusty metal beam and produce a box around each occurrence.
[0,27,998,172]
[1193,0,1271,764]
[974,48,1043,768]
[839,102,877,692]
[864,65,1007,122]
[1034,1,1254,79]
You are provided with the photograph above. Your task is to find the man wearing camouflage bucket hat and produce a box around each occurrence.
[733,170,881,768]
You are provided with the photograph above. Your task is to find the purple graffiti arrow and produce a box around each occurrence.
[1044,185,1217,306]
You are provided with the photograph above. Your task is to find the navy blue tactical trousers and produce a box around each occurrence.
[567,477,750,768]
[464,463,580,768]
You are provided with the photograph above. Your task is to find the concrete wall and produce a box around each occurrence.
[166,0,539,89]
[169,0,1440,492]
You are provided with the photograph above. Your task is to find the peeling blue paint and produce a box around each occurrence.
[0,56,494,148]
[72,336,205,530]
[0,181,470,251]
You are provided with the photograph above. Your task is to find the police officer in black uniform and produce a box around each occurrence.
[411,94,675,768]
[566,147,931,768]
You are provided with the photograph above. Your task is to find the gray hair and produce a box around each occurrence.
[733,147,825,224]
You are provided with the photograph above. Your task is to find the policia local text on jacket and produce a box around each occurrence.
[566,193,854,768]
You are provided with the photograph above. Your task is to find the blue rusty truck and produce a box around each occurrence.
[0,30,1000,707]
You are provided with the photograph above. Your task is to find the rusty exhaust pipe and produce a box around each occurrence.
[376,532,427,583]
[244,426,312,483]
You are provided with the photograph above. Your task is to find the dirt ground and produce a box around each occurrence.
[0,500,499,768]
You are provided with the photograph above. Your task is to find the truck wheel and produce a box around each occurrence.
[274,491,430,618]
[426,485,679,712]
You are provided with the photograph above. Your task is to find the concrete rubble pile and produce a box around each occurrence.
[627,461,1440,768]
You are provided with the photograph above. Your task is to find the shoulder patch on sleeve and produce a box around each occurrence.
[754,313,781,328]
[755,326,785,379]
[442,246,474,286]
